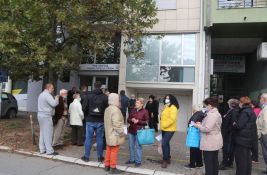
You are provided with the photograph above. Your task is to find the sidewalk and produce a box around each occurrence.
[57,132,266,175]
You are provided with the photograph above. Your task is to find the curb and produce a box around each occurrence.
[0,146,183,175]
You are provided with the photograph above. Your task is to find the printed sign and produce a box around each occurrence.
[213,55,245,73]
[79,64,119,71]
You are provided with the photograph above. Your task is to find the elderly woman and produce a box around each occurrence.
[184,104,204,169]
[160,94,179,168]
[194,97,223,175]
[234,96,257,175]
[104,93,125,174]
[53,89,68,148]
[125,98,149,167]
[219,99,240,170]
[69,93,84,146]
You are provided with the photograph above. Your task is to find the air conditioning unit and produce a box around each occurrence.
[257,42,267,61]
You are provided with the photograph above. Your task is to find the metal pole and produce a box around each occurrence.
[30,114,36,145]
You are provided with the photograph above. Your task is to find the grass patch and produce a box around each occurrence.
[7,122,22,129]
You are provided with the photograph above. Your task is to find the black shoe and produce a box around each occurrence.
[219,164,226,170]
[47,152,59,156]
[135,163,141,167]
[184,164,195,169]
[196,165,203,168]
[98,157,104,162]
[109,168,123,174]
[125,160,135,164]
[81,156,89,162]
[262,170,267,174]
[40,151,46,154]
[104,166,110,172]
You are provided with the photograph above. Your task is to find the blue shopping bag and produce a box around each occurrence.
[137,128,155,145]
[186,126,200,148]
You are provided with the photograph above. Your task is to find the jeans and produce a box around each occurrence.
[162,131,175,160]
[128,133,142,164]
[84,122,104,159]
[260,134,267,168]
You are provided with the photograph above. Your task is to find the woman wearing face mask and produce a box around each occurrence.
[126,98,149,167]
[160,94,179,168]
[69,93,84,146]
[194,97,223,175]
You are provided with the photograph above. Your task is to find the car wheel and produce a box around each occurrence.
[6,109,17,119]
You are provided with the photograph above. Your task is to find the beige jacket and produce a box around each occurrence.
[104,93,125,146]
[257,105,267,138]
[198,108,223,151]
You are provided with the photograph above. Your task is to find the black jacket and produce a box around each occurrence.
[188,111,205,126]
[233,106,257,148]
[84,89,108,123]
[145,100,159,123]
[221,108,239,138]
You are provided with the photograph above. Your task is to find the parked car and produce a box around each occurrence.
[0,92,18,118]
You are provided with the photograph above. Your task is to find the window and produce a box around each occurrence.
[155,0,177,10]
[12,80,28,94]
[126,36,160,82]
[126,34,196,83]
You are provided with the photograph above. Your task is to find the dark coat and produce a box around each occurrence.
[188,111,205,126]
[127,108,149,134]
[233,106,257,148]
[145,100,159,123]
[84,89,108,123]
[80,91,90,116]
[221,108,239,138]
[53,96,66,125]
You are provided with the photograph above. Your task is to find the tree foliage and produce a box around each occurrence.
[0,0,158,81]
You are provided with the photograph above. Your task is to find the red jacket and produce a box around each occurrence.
[127,108,149,134]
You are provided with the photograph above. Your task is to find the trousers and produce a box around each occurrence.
[235,144,251,175]
[203,150,219,175]
[105,145,120,168]
[38,115,54,154]
[53,117,67,146]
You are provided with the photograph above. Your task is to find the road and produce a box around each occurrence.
[0,152,136,175]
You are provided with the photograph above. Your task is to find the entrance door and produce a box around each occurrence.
[93,76,108,90]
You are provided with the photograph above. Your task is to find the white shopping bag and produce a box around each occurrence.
[156,134,162,142]
[123,126,128,135]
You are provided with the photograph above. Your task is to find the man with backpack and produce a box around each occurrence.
[81,81,108,162]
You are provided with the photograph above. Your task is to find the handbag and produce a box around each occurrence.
[186,126,200,148]
[137,128,155,145]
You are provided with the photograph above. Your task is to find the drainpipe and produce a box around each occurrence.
[197,0,206,103]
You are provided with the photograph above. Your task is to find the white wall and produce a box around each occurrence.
[135,89,192,132]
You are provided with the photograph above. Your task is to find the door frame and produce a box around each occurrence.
[92,76,109,89]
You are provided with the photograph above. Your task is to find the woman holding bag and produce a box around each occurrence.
[126,98,149,167]
[160,94,179,168]
[184,105,204,169]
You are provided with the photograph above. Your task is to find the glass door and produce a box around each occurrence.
[93,76,108,90]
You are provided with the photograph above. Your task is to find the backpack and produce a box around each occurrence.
[89,93,106,116]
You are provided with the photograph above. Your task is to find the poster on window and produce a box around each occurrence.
[213,55,245,73]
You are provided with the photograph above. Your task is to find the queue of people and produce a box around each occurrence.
[37,83,267,175]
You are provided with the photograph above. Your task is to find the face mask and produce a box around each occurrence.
[165,99,170,104]
[202,107,208,113]
[77,97,81,102]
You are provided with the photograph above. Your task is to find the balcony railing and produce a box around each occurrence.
[218,0,267,9]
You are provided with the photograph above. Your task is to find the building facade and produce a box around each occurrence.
[119,0,206,131]
[204,0,267,113]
